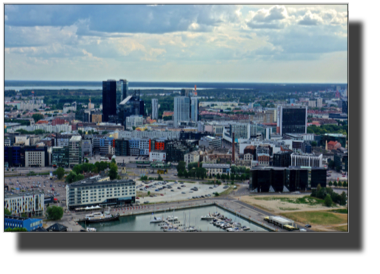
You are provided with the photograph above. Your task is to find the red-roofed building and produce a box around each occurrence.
[52,117,67,126]
[327,141,341,151]
[36,120,48,125]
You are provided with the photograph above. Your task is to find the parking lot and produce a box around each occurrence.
[134,180,229,204]
[327,170,348,182]
[5,175,67,206]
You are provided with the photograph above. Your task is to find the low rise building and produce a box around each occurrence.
[4,216,43,231]
[203,163,230,176]
[149,150,166,162]
[5,191,44,217]
[199,135,222,149]
[66,177,136,210]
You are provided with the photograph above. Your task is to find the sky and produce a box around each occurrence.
[4,4,348,83]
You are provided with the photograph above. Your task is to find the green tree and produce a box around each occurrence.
[216,173,220,179]
[184,170,189,178]
[73,165,82,175]
[214,192,220,196]
[340,192,347,206]
[147,191,150,195]
[111,158,116,164]
[32,113,44,122]
[5,227,28,232]
[74,174,84,182]
[55,167,65,180]
[78,130,83,135]
[157,174,163,181]
[343,181,348,187]
[177,161,186,173]
[102,131,108,134]
[46,206,64,220]
[338,181,342,187]
[5,208,12,216]
[335,165,342,172]
[65,171,77,183]
[328,160,335,170]
[328,181,333,187]
[311,141,317,147]
[324,194,333,207]
[178,170,184,177]
[109,163,118,180]
[333,181,338,187]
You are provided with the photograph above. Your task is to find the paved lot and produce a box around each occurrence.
[327,170,348,181]
[5,175,67,206]
[135,180,228,203]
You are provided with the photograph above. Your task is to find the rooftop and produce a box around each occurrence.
[70,136,82,142]
[70,178,135,188]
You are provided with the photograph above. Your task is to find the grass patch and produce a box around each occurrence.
[334,225,348,232]
[332,208,348,214]
[281,211,348,226]
[255,196,325,206]
[279,207,299,211]
[218,186,235,196]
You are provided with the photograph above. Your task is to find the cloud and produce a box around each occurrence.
[246,22,284,29]
[5,5,240,34]
[251,5,287,22]
[298,11,324,25]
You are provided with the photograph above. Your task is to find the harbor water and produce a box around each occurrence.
[79,205,270,232]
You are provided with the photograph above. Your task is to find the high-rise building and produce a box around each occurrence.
[102,80,117,122]
[317,98,323,108]
[118,90,144,126]
[190,97,199,122]
[69,136,82,167]
[277,105,307,136]
[152,98,158,120]
[119,79,128,102]
[174,96,190,127]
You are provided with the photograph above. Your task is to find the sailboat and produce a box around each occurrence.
[150,204,163,223]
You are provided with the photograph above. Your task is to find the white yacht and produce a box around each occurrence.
[166,216,178,222]
[150,216,163,223]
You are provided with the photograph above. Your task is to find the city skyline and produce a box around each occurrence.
[5,4,347,83]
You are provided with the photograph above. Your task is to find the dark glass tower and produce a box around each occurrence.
[102,80,117,122]
[278,105,307,135]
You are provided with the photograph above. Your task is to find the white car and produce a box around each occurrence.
[299,228,307,232]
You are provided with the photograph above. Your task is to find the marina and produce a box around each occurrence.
[78,205,271,232]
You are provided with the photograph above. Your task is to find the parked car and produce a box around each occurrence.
[305,224,312,228]
[181,192,186,194]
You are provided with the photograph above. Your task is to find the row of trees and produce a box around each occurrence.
[65,159,119,183]
[328,181,348,188]
[311,184,347,207]
[307,124,347,136]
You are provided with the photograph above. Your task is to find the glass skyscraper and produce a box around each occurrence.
[174,96,190,127]
[102,80,117,122]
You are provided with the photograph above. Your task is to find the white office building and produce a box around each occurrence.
[317,98,323,108]
[5,191,44,216]
[25,150,45,167]
[149,151,166,162]
[291,153,323,168]
[66,178,136,210]
[125,115,144,127]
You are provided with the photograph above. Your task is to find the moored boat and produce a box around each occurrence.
[85,211,119,223]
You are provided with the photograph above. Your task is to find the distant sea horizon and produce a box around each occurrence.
[4,80,347,91]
